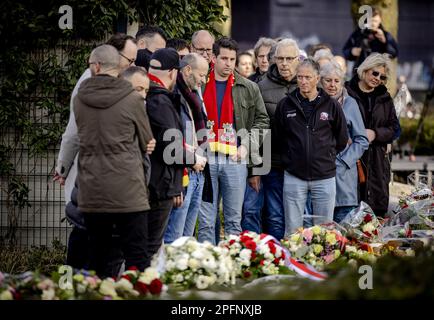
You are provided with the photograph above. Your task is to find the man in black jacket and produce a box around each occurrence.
[145,48,190,266]
[274,59,348,235]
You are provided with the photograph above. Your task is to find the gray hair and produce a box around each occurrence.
[89,44,120,72]
[275,38,300,56]
[253,37,276,58]
[119,66,147,80]
[357,53,391,80]
[191,30,215,45]
[180,52,206,70]
[297,58,320,75]
[313,49,334,64]
[320,61,345,80]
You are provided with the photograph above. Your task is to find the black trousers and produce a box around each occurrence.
[144,199,173,268]
[84,211,148,279]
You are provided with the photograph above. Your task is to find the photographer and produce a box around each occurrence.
[343,7,398,73]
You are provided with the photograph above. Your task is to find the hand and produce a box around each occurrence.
[173,193,183,208]
[192,153,207,172]
[366,129,376,143]
[248,176,261,193]
[53,171,65,186]
[351,47,362,57]
[230,145,248,162]
[347,138,353,145]
[374,29,386,43]
[146,138,156,154]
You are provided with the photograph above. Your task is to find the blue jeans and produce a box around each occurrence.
[164,171,204,243]
[262,168,285,240]
[283,172,336,236]
[198,156,248,245]
[241,179,264,234]
[333,206,356,224]
[303,192,314,228]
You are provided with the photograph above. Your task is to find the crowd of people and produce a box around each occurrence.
[54,8,401,278]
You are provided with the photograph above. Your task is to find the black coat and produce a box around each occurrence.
[274,88,349,181]
[342,26,398,71]
[146,82,184,201]
[346,76,401,214]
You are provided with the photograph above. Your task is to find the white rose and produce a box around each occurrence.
[188,258,200,270]
[239,249,252,261]
[174,274,184,283]
[362,222,375,233]
[115,278,134,291]
[192,250,205,260]
[176,258,188,271]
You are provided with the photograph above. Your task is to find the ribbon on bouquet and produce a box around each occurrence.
[257,234,328,282]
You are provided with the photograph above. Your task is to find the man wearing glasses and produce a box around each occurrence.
[191,30,215,65]
[241,39,301,241]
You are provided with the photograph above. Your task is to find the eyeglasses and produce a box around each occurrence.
[192,44,213,55]
[371,70,388,81]
[275,56,298,63]
[119,52,135,66]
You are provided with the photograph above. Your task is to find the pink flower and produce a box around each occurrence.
[323,253,335,264]
[302,229,313,243]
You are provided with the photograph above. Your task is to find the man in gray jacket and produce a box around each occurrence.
[74,45,154,278]
[241,39,300,241]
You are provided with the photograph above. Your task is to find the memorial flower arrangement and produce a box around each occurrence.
[282,225,346,271]
[161,237,236,290]
[220,231,292,279]
[340,202,383,242]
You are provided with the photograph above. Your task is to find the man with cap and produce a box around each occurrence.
[145,48,206,266]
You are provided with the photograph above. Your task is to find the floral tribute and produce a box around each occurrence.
[161,237,236,290]
[219,231,292,279]
[281,225,347,271]
[0,266,164,300]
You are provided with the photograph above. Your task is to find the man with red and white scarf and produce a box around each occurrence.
[198,37,270,245]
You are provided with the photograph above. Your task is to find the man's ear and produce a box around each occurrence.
[211,54,217,65]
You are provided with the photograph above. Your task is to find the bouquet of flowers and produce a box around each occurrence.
[340,202,382,242]
[0,266,164,300]
[281,225,346,271]
[160,237,236,290]
[220,231,292,279]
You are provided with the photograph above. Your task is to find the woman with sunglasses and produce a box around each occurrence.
[345,53,400,217]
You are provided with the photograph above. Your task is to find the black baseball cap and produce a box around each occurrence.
[149,47,187,70]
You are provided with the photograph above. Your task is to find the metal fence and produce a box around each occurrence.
[0,42,94,248]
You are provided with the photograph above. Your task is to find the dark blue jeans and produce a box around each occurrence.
[241,179,264,234]
[262,168,285,240]
[333,206,357,223]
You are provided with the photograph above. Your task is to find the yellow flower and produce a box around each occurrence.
[0,290,13,300]
[334,250,341,259]
[311,226,321,235]
[73,274,84,282]
[325,233,337,245]
[313,244,323,255]
[290,233,301,243]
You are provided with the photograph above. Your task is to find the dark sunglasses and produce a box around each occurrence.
[371,70,388,81]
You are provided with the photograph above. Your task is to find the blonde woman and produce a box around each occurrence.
[345,53,400,217]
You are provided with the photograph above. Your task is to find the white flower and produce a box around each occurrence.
[115,278,134,291]
[188,258,200,270]
[362,222,376,233]
[174,274,184,283]
[99,279,118,298]
[176,258,188,271]
[195,275,211,289]
[258,244,270,255]
[0,290,13,300]
[76,283,87,294]
[202,255,217,270]
[239,249,252,261]
[186,240,199,252]
[192,250,205,260]
[41,288,57,300]
[166,260,176,271]
[139,267,160,285]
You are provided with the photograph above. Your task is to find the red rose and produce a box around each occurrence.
[245,240,257,251]
[240,235,252,244]
[373,229,378,236]
[135,281,148,295]
[243,271,252,278]
[268,242,276,254]
[260,259,265,266]
[251,252,257,260]
[229,239,235,245]
[364,214,373,223]
[273,258,280,265]
[121,274,132,282]
[149,279,163,295]
[360,243,369,251]
[363,231,372,238]
[128,266,139,271]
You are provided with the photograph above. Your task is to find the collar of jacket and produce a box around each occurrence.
[345,74,390,103]
[287,87,330,112]
[266,63,297,87]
